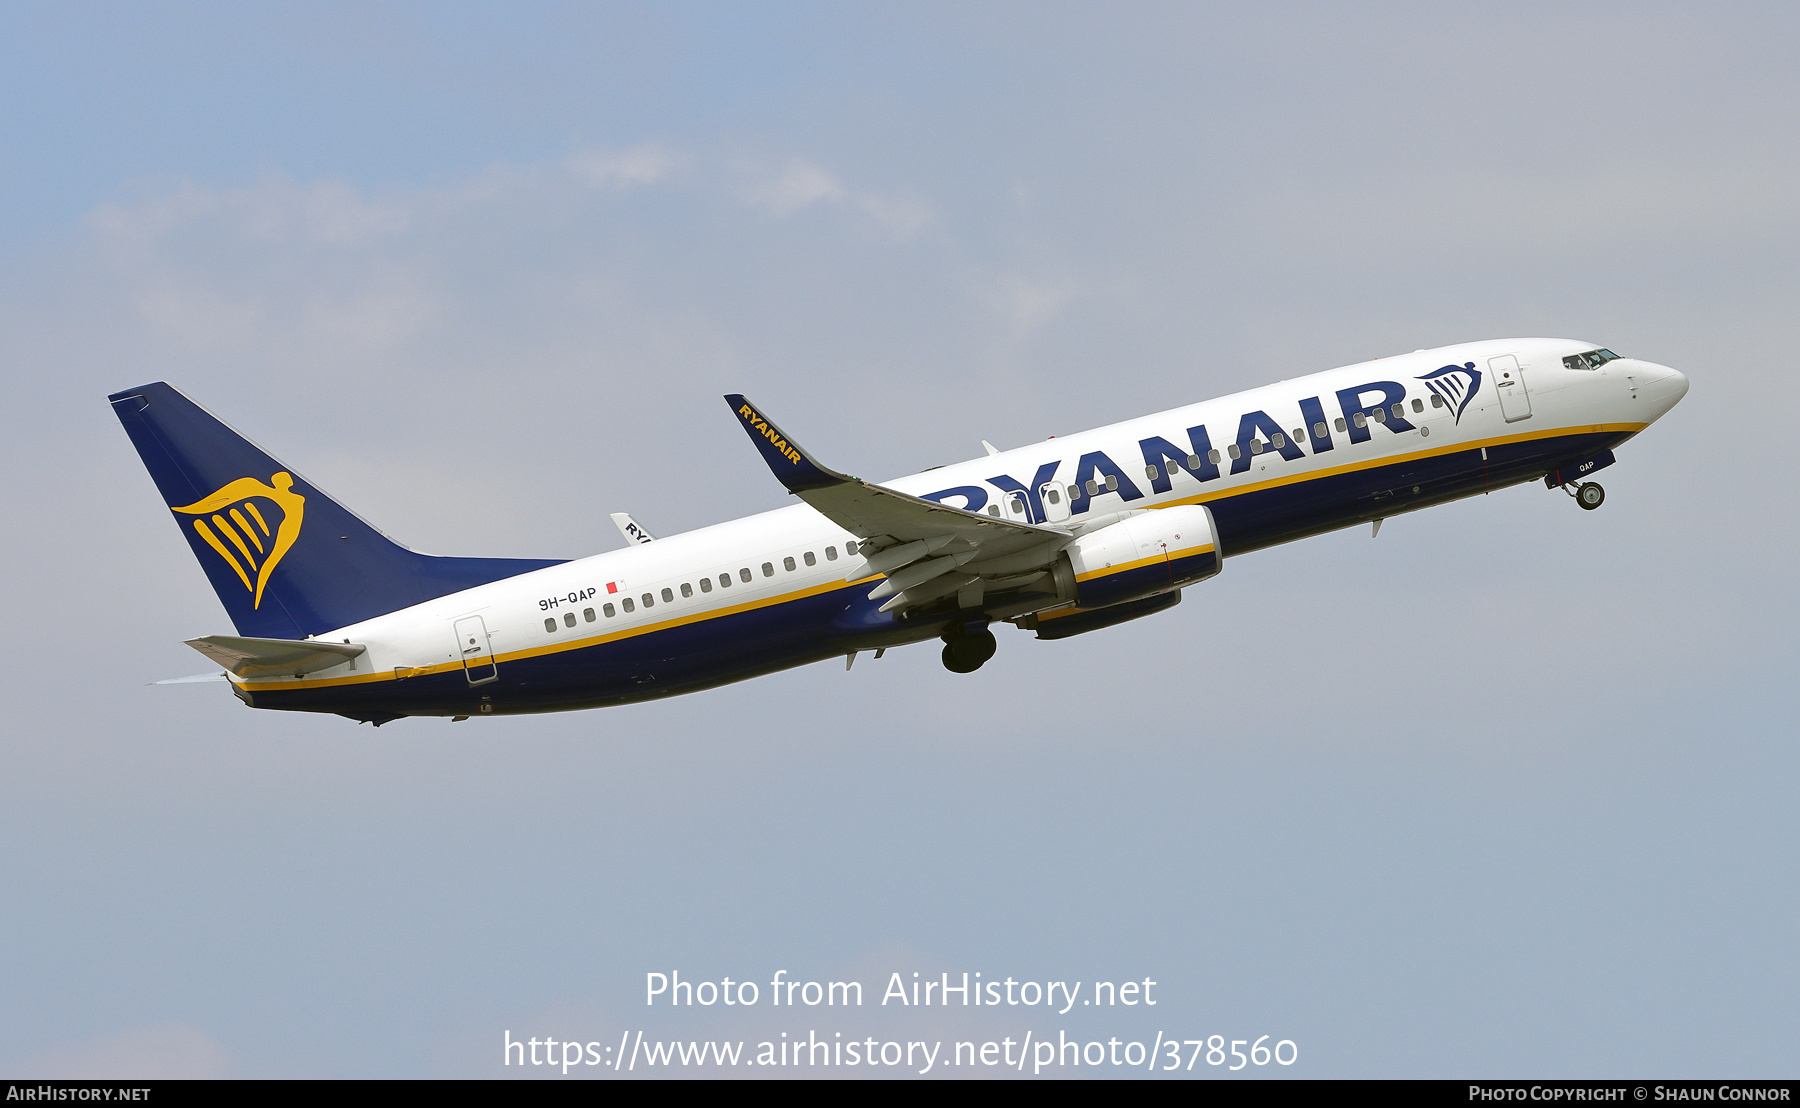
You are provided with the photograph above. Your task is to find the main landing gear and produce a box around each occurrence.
[941,621,997,673]
[1570,481,1605,510]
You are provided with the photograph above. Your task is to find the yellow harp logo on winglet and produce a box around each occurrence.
[172,472,306,609]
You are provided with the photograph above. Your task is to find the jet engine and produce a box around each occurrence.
[1055,503,1222,610]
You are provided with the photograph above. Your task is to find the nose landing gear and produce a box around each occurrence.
[941,621,997,673]
[1548,469,1607,510]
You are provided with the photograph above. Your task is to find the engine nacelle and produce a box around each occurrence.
[1058,504,1222,610]
[1021,589,1181,640]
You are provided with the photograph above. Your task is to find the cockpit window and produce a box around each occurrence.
[1563,348,1621,370]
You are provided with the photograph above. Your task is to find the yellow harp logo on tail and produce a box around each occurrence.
[172,473,306,609]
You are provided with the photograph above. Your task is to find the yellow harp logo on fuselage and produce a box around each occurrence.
[172,472,306,609]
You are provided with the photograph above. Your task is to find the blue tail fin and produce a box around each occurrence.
[110,383,564,639]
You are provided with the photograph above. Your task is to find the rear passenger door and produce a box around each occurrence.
[454,615,498,686]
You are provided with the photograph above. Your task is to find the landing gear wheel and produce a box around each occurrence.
[940,626,997,673]
[941,643,981,673]
[1576,482,1605,510]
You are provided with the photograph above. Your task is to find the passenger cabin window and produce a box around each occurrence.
[1431,394,1445,408]
[564,612,576,627]
[825,546,838,560]
[642,593,654,608]
[603,602,616,617]
[544,618,556,633]
[804,551,816,566]
[583,607,595,622]
[1353,412,1367,428]
[1271,433,1285,448]
[739,568,752,583]
[1046,487,1061,505]
[622,598,635,613]
[783,556,796,572]
[1105,474,1118,491]
[1335,417,1347,432]
[1412,398,1424,413]
[1208,448,1222,464]
[1085,479,1098,494]
[661,587,673,603]
[699,578,712,594]
[1227,444,1242,460]
[987,505,1000,516]
[1391,403,1404,419]
[680,582,693,598]
[1145,464,1159,480]
[761,562,774,577]
[1314,422,1328,437]
[1010,495,1028,514]
[1250,439,1264,454]
[719,573,732,588]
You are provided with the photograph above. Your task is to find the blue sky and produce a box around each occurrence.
[1,2,1796,1078]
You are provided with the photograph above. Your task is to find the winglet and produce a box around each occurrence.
[609,512,655,544]
[723,394,852,493]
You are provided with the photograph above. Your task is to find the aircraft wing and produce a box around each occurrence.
[724,394,1069,612]
[184,634,366,678]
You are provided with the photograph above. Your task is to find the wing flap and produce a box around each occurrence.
[723,393,1072,614]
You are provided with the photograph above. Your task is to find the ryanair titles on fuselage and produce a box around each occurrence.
[917,371,1457,523]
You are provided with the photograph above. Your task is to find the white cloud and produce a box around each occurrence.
[984,268,1081,335]
[567,142,680,190]
[15,1023,230,1079]
[745,159,933,237]
[853,192,933,238]
[751,159,850,215]
[90,175,414,251]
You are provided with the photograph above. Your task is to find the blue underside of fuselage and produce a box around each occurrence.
[239,429,1627,720]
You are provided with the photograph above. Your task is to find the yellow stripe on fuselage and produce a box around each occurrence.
[240,421,1639,693]
[1159,422,1646,511]
[235,574,885,692]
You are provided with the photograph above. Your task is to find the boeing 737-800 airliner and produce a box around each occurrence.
[111,338,1687,724]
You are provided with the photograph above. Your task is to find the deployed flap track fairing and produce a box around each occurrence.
[723,393,1224,649]
[724,393,1083,620]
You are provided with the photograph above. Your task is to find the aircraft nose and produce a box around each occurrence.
[1636,361,1689,417]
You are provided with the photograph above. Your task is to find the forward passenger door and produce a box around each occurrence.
[1490,354,1533,422]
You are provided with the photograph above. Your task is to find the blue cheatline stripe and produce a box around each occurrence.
[241,425,1636,716]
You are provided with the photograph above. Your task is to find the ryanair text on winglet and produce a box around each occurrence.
[739,404,802,464]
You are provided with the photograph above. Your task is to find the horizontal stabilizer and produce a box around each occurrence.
[150,672,230,685]
[184,634,366,678]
